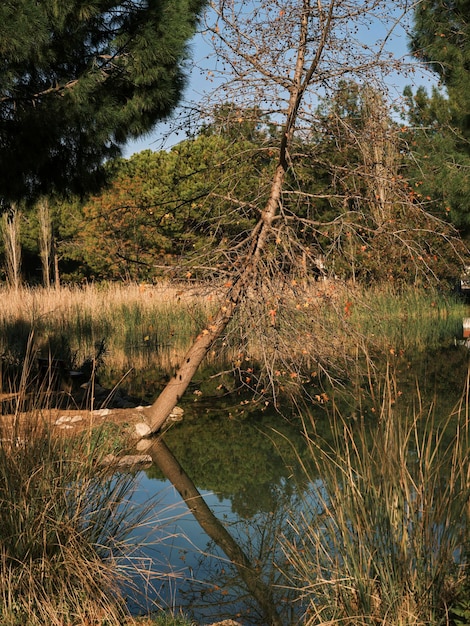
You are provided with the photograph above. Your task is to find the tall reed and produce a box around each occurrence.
[0,347,151,625]
[0,283,218,383]
[0,282,466,400]
[281,367,470,625]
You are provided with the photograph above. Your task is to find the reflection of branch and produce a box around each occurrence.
[147,436,283,626]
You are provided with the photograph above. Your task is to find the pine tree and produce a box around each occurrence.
[410,0,470,136]
[408,0,470,234]
[0,0,207,203]
[402,85,470,234]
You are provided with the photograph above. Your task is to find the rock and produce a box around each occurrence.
[55,415,72,425]
[55,414,83,425]
[169,405,184,421]
[135,439,152,452]
[134,422,152,438]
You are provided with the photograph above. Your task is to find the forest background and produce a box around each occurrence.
[1,0,470,289]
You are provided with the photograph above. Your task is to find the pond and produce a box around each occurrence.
[123,403,309,624]
[119,335,470,625]
[1,287,468,624]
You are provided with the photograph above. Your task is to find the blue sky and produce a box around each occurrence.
[123,4,437,158]
[123,33,216,157]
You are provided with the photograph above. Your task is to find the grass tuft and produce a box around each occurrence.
[281,366,470,625]
[0,350,150,625]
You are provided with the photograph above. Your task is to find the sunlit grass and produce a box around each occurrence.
[280,365,470,625]
[0,281,466,398]
[0,283,218,391]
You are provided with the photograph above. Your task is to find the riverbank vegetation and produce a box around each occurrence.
[0,381,141,624]
[283,377,470,625]
[0,281,467,404]
[0,282,469,624]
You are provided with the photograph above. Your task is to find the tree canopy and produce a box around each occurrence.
[406,0,470,234]
[0,0,206,203]
[410,0,470,135]
[49,89,461,285]
[402,85,470,234]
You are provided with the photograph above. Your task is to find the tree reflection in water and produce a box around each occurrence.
[124,408,310,625]
[125,344,470,623]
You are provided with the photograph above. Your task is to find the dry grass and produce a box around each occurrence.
[0,341,163,626]
[0,282,218,382]
[280,367,470,625]
[0,281,465,401]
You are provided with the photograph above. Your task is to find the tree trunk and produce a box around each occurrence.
[53,245,60,287]
[2,207,22,290]
[38,198,52,289]
[141,3,321,435]
[143,275,244,434]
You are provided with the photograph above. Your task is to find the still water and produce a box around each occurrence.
[123,404,308,624]
[120,339,470,625]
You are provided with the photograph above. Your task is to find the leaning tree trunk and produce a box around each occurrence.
[143,275,244,434]
[142,1,331,436]
[143,163,287,436]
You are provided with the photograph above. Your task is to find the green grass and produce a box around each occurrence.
[346,283,467,352]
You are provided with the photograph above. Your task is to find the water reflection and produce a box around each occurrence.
[125,467,302,623]
[123,341,470,624]
[122,406,310,624]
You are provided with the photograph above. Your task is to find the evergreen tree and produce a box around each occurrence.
[410,0,470,138]
[0,0,206,203]
[408,0,470,234]
[402,85,470,234]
